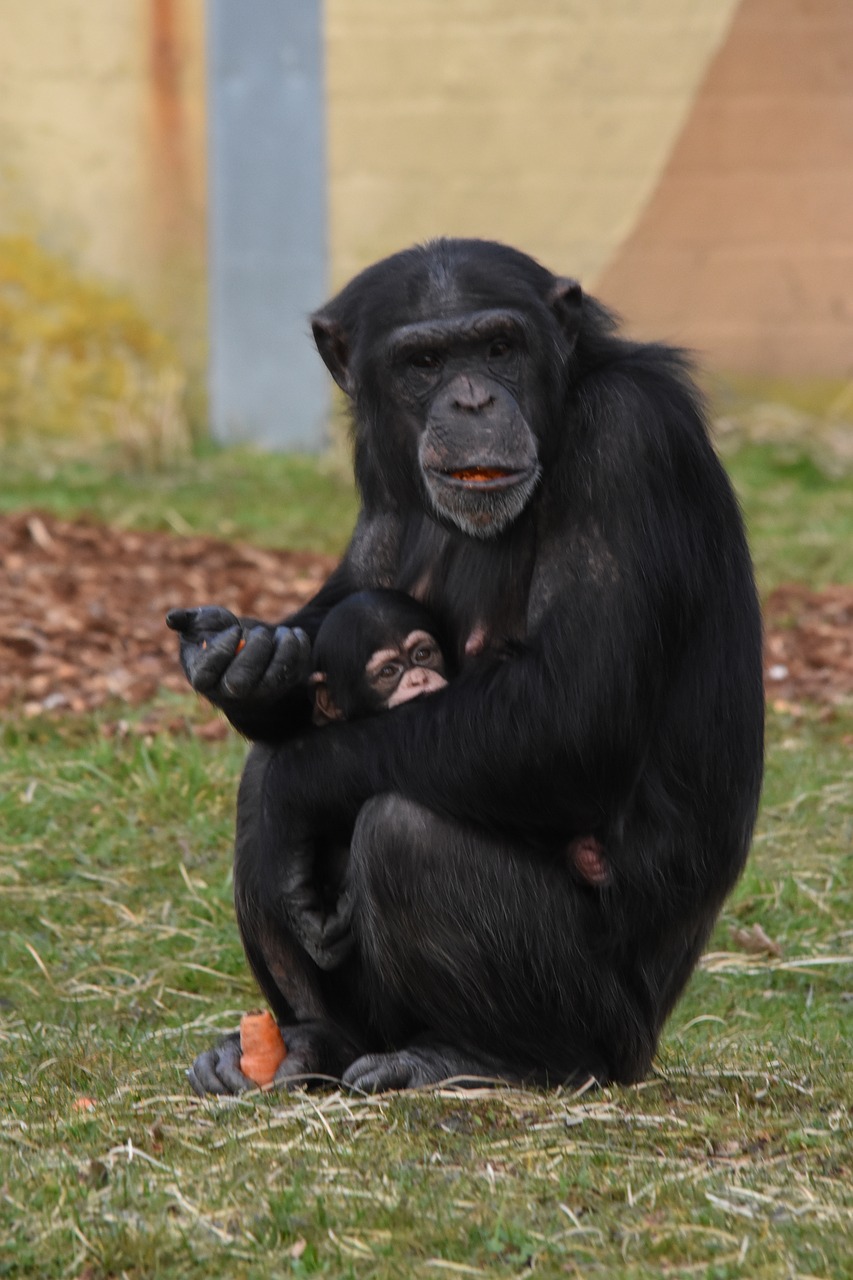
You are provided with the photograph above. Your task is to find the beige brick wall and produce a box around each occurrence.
[597,0,853,376]
[325,0,739,288]
[0,0,207,368]
[7,0,847,381]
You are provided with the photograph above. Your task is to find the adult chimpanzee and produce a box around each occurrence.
[167,237,764,1095]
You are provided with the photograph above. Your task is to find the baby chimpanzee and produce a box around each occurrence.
[310,589,449,724]
[310,589,609,889]
[237,587,610,983]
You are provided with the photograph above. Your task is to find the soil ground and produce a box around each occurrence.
[2,511,851,736]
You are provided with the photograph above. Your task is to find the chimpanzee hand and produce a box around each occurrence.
[166,606,312,707]
[279,835,355,971]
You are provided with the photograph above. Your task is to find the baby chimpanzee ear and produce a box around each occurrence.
[309,672,345,726]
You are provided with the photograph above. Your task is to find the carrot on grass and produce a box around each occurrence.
[239,1009,286,1086]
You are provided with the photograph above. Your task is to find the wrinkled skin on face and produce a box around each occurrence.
[312,265,582,541]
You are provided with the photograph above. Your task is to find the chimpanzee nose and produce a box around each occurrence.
[452,376,494,411]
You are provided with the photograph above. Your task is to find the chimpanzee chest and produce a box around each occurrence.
[396,519,536,668]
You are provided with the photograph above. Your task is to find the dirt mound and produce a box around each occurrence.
[1,512,851,736]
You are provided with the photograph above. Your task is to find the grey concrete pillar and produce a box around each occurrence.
[207,0,328,450]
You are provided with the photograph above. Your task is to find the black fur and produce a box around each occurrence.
[175,239,764,1095]
[313,588,448,719]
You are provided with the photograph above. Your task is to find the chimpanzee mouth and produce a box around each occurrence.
[423,461,541,537]
[438,467,528,490]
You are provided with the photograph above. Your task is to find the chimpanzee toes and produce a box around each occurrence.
[187,1033,251,1096]
[342,1051,423,1093]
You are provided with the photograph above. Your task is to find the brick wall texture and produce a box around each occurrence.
[2,0,851,379]
[597,0,853,376]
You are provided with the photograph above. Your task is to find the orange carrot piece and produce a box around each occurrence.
[239,1010,286,1086]
[235,637,246,653]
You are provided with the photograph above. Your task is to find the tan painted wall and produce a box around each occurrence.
[597,0,853,377]
[0,0,734,372]
[2,0,850,382]
[325,0,739,289]
[0,0,207,369]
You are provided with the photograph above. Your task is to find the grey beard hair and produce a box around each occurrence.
[424,466,541,540]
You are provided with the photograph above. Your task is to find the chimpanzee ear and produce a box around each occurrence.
[311,311,354,396]
[310,672,345,725]
[548,278,583,350]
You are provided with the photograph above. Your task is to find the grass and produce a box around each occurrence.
[0,440,358,555]
[726,445,853,593]
[1,433,851,585]
[1,437,852,1278]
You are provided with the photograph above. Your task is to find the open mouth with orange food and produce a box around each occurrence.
[443,466,524,488]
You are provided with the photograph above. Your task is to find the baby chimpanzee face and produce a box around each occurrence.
[310,589,450,725]
[364,629,447,709]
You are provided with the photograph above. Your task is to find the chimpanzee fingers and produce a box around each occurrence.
[287,902,354,971]
[216,625,275,698]
[166,605,240,641]
[183,625,245,694]
[216,625,312,700]
[186,1033,251,1096]
[255,626,313,695]
[342,1051,418,1093]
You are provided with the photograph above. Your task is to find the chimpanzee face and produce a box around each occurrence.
[384,310,542,537]
[310,589,450,725]
[310,240,582,539]
[364,628,447,709]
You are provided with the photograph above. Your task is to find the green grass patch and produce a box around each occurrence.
[1,705,850,1278]
[0,442,358,555]
[2,434,852,581]
[725,444,853,592]
[1,439,851,1277]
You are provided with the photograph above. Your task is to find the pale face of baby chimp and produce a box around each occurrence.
[309,589,450,726]
[365,629,448,709]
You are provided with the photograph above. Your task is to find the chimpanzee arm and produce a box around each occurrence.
[271,373,758,858]
[269,570,662,851]
[166,512,400,741]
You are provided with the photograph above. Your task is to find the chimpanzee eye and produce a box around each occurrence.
[409,351,442,372]
[378,663,400,680]
[489,339,512,360]
[413,646,433,664]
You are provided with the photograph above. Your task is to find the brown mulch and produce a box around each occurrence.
[0,511,335,739]
[1,511,851,737]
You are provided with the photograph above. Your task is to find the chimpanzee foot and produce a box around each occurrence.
[342,1044,515,1093]
[187,1033,250,1096]
[187,1021,363,1096]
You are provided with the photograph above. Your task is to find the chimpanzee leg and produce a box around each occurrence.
[341,795,654,1092]
[187,745,369,1096]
